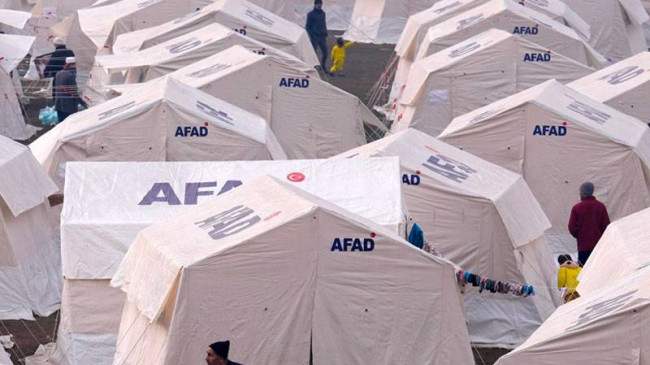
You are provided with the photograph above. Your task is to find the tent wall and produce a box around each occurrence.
[0,200,61,320]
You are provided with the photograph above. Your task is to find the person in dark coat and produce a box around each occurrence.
[206,341,243,365]
[306,0,328,68]
[43,38,75,78]
[52,57,87,122]
[568,182,611,265]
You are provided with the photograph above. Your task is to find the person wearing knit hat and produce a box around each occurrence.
[568,181,610,265]
[206,341,243,365]
[43,37,75,78]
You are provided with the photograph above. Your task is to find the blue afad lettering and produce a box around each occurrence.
[138,181,243,205]
[523,53,551,62]
[402,174,421,186]
[175,126,208,137]
[533,125,567,136]
[330,237,375,252]
[195,204,261,241]
[513,26,538,35]
[279,78,310,88]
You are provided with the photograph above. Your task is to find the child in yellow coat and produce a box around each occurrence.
[557,254,582,303]
[329,38,353,76]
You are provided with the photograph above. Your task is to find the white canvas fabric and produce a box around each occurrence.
[28,0,100,57]
[416,0,606,68]
[569,52,650,124]
[0,135,60,320]
[387,0,591,114]
[50,157,407,365]
[563,0,648,63]
[250,0,355,31]
[65,0,211,85]
[577,207,650,297]
[335,129,560,347]
[108,46,384,160]
[391,29,594,137]
[111,175,474,365]
[0,9,30,29]
[112,0,319,67]
[440,80,650,260]
[88,23,316,102]
[342,0,439,44]
[29,76,287,188]
[496,264,650,365]
[0,34,38,140]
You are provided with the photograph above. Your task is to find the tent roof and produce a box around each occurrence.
[96,22,308,72]
[442,80,650,162]
[396,0,590,58]
[568,52,650,103]
[400,29,594,105]
[0,135,58,217]
[0,9,30,29]
[418,0,604,65]
[0,34,35,73]
[496,264,650,365]
[112,175,444,322]
[335,128,551,247]
[62,157,407,279]
[578,207,650,297]
[113,0,306,55]
[29,76,287,169]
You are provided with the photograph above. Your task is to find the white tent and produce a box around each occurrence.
[29,77,287,188]
[563,0,648,62]
[0,135,60,320]
[111,46,385,160]
[52,157,408,365]
[65,0,211,84]
[416,0,606,68]
[28,0,98,57]
[335,128,560,347]
[250,0,355,31]
[88,23,316,101]
[0,33,38,140]
[391,29,594,137]
[342,0,439,44]
[439,80,650,259]
[112,0,319,67]
[577,207,650,297]
[569,52,650,124]
[387,0,591,113]
[111,175,474,365]
[496,264,650,365]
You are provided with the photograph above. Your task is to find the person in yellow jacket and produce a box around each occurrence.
[329,37,354,76]
[557,254,582,303]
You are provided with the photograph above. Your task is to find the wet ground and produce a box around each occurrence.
[3,32,510,365]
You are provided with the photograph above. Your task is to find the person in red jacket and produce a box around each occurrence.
[568,182,610,265]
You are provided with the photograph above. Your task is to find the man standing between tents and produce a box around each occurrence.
[568,182,611,265]
[306,0,328,69]
[52,57,87,122]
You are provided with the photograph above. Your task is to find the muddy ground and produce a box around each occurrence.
[2,32,510,364]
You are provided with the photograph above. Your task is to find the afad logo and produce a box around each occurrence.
[175,122,209,137]
[533,122,568,136]
[279,77,310,88]
[331,232,376,252]
[523,51,551,62]
[513,25,539,35]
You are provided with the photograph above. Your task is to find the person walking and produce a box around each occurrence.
[329,37,353,76]
[52,57,87,122]
[306,0,328,68]
[43,38,75,78]
[205,341,243,365]
[568,182,610,265]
